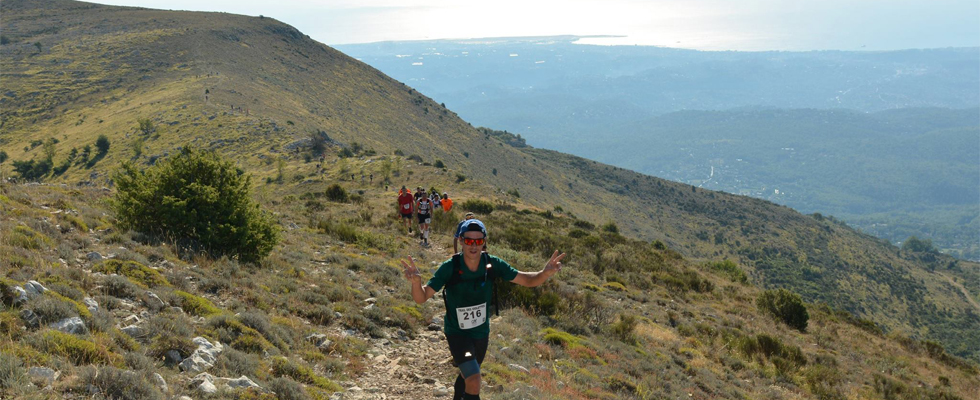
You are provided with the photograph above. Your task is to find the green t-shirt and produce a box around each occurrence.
[426,254,519,338]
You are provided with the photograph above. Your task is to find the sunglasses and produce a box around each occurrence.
[461,237,486,246]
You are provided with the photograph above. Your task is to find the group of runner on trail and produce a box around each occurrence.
[394,186,565,400]
[397,185,453,246]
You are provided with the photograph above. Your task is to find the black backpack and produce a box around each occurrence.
[442,252,502,317]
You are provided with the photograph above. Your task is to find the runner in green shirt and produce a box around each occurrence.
[401,219,565,400]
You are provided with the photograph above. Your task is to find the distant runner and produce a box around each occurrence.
[417,192,433,245]
[400,219,565,400]
[441,192,453,212]
[397,186,414,233]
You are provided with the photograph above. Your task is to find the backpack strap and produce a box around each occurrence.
[442,253,501,317]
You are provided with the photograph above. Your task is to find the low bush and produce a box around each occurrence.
[30,330,123,366]
[610,314,639,344]
[268,377,309,400]
[102,275,143,299]
[757,289,809,332]
[461,199,493,214]
[0,352,26,390]
[271,357,342,392]
[324,184,349,203]
[173,290,221,317]
[8,225,53,250]
[93,260,170,288]
[706,259,748,284]
[215,347,265,379]
[542,328,587,349]
[79,365,163,400]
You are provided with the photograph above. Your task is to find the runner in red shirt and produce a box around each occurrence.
[397,186,415,233]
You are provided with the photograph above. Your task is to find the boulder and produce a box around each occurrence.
[50,317,87,334]
[164,350,183,365]
[24,281,47,298]
[20,309,41,329]
[86,252,103,261]
[152,373,168,394]
[82,297,99,312]
[120,325,143,338]
[226,376,261,390]
[179,337,223,373]
[10,286,29,305]
[143,291,166,312]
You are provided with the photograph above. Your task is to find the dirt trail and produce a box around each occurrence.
[938,272,980,313]
[331,241,460,399]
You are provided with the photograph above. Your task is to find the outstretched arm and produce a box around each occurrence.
[511,250,565,288]
[401,256,436,304]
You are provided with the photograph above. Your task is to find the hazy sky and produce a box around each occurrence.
[92,0,980,50]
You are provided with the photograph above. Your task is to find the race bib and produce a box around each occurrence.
[456,303,487,330]
[402,203,411,210]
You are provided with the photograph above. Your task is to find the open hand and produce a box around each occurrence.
[400,256,422,283]
[543,250,566,276]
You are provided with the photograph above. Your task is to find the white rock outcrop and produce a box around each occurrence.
[179,337,224,373]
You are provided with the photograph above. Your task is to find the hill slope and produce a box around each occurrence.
[1,0,977,370]
[336,37,980,261]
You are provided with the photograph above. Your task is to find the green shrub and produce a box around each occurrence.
[93,259,170,288]
[542,328,587,349]
[461,199,494,215]
[31,330,123,366]
[28,295,79,325]
[324,184,349,203]
[174,290,221,317]
[80,365,163,400]
[1,311,25,340]
[8,225,52,250]
[757,289,809,331]
[610,314,638,344]
[271,357,342,392]
[0,352,26,390]
[112,147,280,263]
[268,377,309,400]
[103,275,143,299]
[707,259,748,283]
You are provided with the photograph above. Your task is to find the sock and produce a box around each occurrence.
[453,375,465,400]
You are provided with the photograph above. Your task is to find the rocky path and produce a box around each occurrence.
[331,240,460,399]
[331,327,457,399]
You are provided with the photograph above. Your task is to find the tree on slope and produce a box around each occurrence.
[112,147,280,263]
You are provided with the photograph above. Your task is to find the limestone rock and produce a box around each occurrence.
[143,291,166,312]
[179,337,223,373]
[20,309,40,329]
[10,286,29,305]
[83,297,99,312]
[152,373,168,394]
[120,325,143,338]
[24,281,47,298]
[50,317,87,334]
[226,375,260,389]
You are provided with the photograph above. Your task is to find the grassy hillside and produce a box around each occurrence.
[2,182,978,399]
[1,0,977,382]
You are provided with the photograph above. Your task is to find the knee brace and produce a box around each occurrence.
[458,359,480,378]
